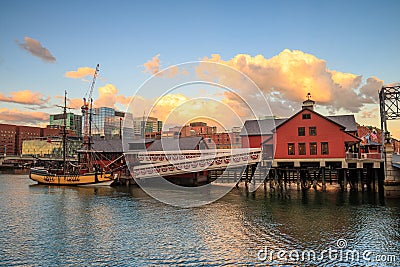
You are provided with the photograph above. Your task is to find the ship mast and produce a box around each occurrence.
[62,90,67,175]
[81,64,99,171]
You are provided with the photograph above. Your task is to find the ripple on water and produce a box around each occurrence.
[0,175,399,266]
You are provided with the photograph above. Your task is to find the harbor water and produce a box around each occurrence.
[0,174,399,266]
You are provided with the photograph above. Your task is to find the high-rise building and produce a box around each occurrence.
[132,116,163,137]
[87,107,130,139]
[50,113,82,137]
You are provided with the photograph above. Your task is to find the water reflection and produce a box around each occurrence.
[0,175,398,266]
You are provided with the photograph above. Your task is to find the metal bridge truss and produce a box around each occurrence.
[379,84,400,141]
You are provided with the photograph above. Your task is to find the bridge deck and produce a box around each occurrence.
[125,148,264,178]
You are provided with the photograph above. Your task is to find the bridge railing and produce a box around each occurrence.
[126,149,263,179]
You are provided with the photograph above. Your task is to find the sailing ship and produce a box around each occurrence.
[29,65,114,185]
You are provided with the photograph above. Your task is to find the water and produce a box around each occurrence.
[0,175,399,266]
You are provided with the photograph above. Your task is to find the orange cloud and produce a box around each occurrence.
[65,67,96,79]
[68,98,84,109]
[199,49,384,114]
[92,84,133,108]
[116,95,132,106]
[143,54,160,75]
[143,54,186,78]
[0,90,50,106]
[330,70,362,89]
[125,93,246,130]
[17,37,56,63]
[360,107,379,119]
[0,108,48,124]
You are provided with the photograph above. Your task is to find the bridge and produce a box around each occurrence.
[125,148,266,180]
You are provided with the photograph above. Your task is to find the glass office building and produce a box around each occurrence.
[86,107,128,139]
[50,113,82,137]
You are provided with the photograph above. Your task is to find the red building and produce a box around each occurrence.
[0,124,18,156]
[0,123,78,156]
[274,108,360,160]
[241,98,362,167]
[179,122,216,137]
[200,132,231,149]
[15,126,42,156]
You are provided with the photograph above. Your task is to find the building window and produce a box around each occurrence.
[310,142,317,155]
[321,142,329,155]
[298,127,305,136]
[309,127,317,136]
[302,113,311,119]
[298,143,306,155]
[288,143,295,155]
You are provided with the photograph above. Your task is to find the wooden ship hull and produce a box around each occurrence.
[29,167,113,186]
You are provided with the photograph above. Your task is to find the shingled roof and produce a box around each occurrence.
[326,115,357,132]
[240,118,286,136]
[147,136,204,151]
[91,139,123,153]
[240,114,358,136]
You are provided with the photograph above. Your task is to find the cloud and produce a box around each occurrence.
[125,93,247,130]
[143,54,186,78]
[0,108,48,124]
[65,67,96,79]
[360,107,379,119]
[68,98,84,110]
[0,90,50,106]
[198,49,384,115]
[17,37,56,63]
[91,84,132,109]
[359,77,383,103]
[143,54,161,75]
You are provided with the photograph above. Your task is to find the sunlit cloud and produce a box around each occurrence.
[143,54,160,75]
[360,107,379,119]
[16,37,56,63]
[199,49,384,114]
[68,98,84,110]
[0,108,48,124]
[65,67,96,79]
[143,54,186,77]
[93,84,132,108]
[0,90,50,106]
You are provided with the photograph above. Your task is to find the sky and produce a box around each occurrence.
[0,0,399,138]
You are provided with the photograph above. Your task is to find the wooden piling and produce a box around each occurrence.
[322,167,326,191]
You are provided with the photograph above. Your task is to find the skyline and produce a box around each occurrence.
[1,0,399,137]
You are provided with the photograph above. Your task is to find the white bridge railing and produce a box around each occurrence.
[125,148,263,179]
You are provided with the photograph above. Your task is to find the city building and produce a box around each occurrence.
[200,132,231,149]
[88,107,127,139]
[240,98,364,167]
[22,137,82,158]
[179,122,217,137]
[0,124,17,156]
[16,126,42,156]
[0,123,78,156]
[132,116,163,137]
[50,113,82,137]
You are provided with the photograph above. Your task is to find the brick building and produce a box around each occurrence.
[0,123,77,156]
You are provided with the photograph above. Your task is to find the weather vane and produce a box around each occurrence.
[306,92,311,100]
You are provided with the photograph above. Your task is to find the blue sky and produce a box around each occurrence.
[0,0,399,136]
